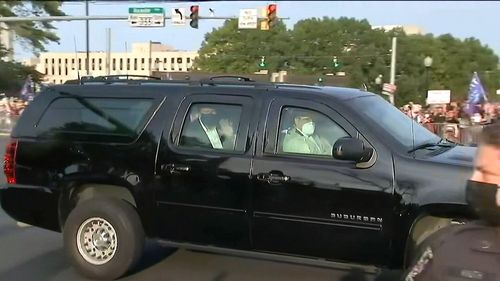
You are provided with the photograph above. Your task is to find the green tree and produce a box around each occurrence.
[195,15,499,106]
[0,0,65,53]
[194,19,292,73]
[0,46,42,91]
[0,1,64,91]
[393,33,499,106]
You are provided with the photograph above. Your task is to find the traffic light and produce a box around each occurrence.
[190,5,199,29]
[333,56,342,69]
[266,4,277,28]
[259,56,266,68]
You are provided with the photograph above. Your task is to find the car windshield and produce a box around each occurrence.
[350,95,440,151]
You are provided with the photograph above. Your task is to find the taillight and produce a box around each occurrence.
[4,138,18,184]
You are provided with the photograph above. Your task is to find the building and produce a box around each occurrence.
[23,42,198,84]
[372,25,426,35]
[0,23,14,62]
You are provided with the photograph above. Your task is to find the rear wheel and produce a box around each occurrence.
[63,198,145,280]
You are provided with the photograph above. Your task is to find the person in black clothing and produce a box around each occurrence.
[432,107,446,123]
[404,123,500,281]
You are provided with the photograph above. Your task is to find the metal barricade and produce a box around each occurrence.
[424,122,484,146]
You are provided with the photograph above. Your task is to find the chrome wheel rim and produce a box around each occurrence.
[76,217,118,265]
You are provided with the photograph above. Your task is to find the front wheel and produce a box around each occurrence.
[63,198,145,280]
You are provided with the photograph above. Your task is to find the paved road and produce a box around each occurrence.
[0,135,399,281]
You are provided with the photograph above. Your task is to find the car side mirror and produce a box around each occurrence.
[332,137,373,163]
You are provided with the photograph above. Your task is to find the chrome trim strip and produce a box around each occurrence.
[157,201,247,214]
[254,211,382,231]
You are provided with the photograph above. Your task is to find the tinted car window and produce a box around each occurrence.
[350,95,440,150]
[37,97,154,139]
[277,106,349,157]
[179,103,242,151]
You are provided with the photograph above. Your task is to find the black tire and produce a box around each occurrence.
[63,198,145,280]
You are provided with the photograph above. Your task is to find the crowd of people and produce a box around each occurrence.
[400,101,500,144]
[401,101,500,125]
[0,96,29,116]
[0,97,29,132]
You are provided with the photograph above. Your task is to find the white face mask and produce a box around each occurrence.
[301,121,315,136]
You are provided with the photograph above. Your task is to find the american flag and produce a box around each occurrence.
[465,72,487,115]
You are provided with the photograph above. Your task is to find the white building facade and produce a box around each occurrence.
[24,42,198,84]
[0,23,14,62]
[372,25,426,36]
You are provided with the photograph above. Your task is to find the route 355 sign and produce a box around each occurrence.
[128,7,165,27]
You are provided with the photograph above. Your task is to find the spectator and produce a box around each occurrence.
[432,107,446,123]
[445,110,459,124]
[404,123,500,281]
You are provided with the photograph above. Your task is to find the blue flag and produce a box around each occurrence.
[466,72,487,115]
[19,75,34,102]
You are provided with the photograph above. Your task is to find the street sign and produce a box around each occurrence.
[238,9,258,29]
[128,7,164,27]
[382,83,397,94]
[171,8,186,25]
[426,90,451,104]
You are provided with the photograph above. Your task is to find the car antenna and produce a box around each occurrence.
[409,103,416,155]
[125,41,129,76]
[73,36,81,84]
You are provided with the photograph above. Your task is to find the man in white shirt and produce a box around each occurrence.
[180,105,236,150]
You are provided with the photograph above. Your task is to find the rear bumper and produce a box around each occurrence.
[0,184,60,232]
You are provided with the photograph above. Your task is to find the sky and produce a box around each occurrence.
[14,1,500,60]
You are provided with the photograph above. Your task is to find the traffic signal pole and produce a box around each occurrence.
[0,15,289,22]
[85,0,90,75]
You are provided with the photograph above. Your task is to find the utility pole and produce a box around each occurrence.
[85,0,90,75]
[148,40,152,76]
[106,28,111,75]
[389,37,397,105]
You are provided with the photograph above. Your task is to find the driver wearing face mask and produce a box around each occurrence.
[282,112,331,155]
[405,123,500,281]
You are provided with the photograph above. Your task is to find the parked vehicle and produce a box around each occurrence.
[1,76,476,280]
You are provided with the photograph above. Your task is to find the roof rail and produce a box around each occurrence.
[64,74,280,89]
[275,83,322,90]
[197,75,275,88]
[88,75,161,81]
[208,75,255,82]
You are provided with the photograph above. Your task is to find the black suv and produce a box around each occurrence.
[1,76,476,280]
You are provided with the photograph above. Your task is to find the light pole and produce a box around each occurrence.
[424,56,433,102]
[85,0,90,75]
[389,37,397,105]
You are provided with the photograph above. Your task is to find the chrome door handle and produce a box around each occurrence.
[163,164,191,175]
[257,172,290,184]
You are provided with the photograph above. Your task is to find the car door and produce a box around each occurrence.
[251,96,394,265]
[155,93,255,249]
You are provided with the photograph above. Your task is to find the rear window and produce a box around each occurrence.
[36,97,155,141]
